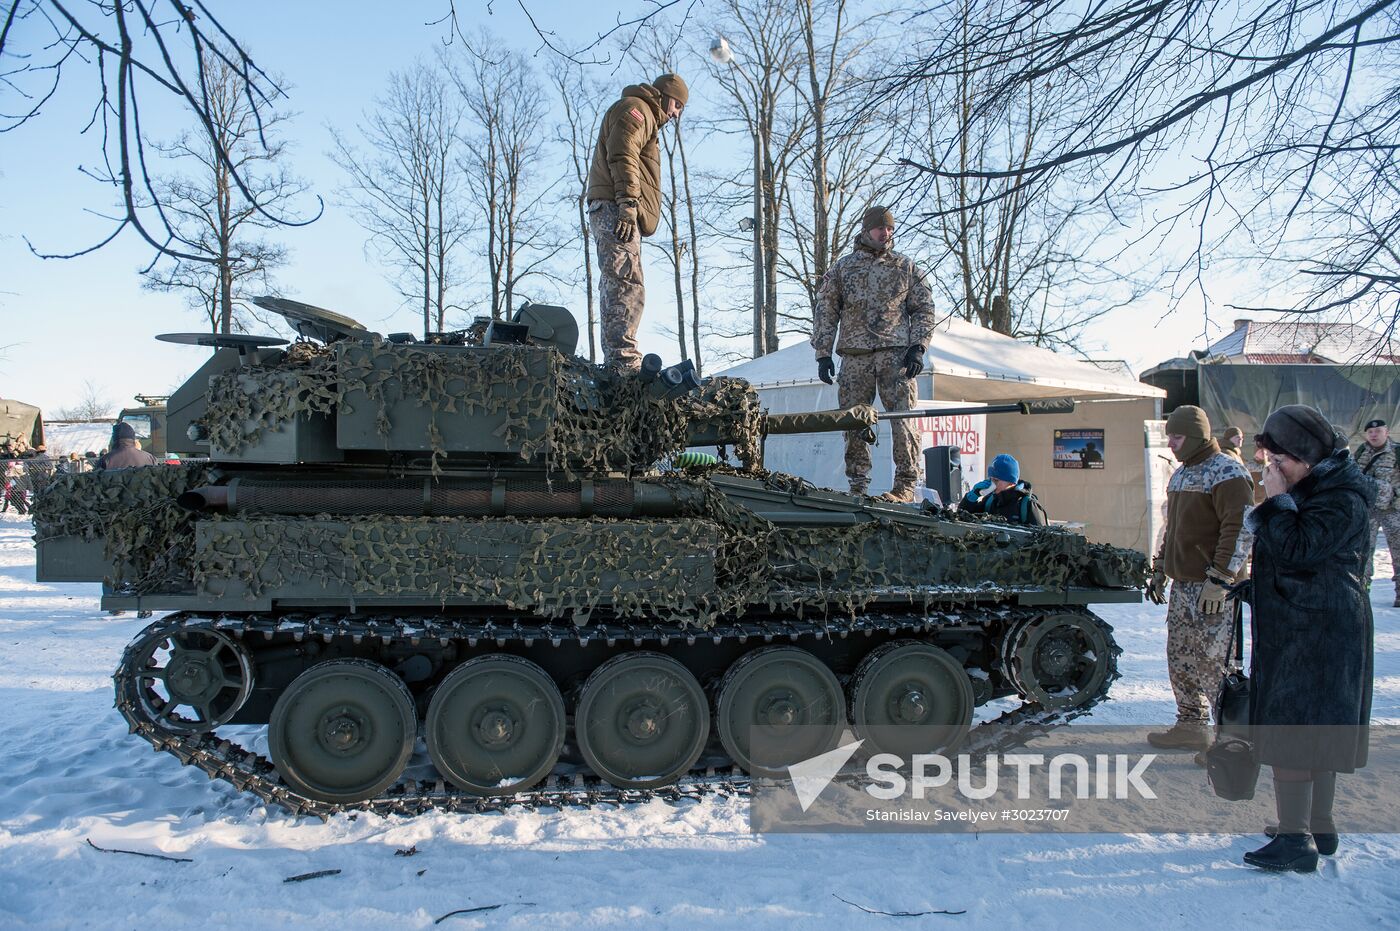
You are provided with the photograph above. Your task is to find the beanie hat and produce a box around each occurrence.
[987,453,1020,484]
[1222,426,1243,447]
[1165,404,1213,462]
[1257,404,1343,466]
[1165,405,1210,438]
[113,422,136,441]
[862,205,895,232]
[652,73,688,106]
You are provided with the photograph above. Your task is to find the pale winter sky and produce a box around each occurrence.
[2,1,1248,416]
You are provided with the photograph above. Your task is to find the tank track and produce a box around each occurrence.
[112,608,1119,821]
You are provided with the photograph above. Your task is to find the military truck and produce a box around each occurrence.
[1,398,44,454]
[32,298,1145,817]
[117,395,169,457]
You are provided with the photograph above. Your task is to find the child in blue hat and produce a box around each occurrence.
[958,453,1046,525]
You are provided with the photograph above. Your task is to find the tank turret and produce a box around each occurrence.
[32,298,1146,817]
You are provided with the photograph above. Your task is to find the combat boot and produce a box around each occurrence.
[849,483,869,497]
[1146,722,1210,751]
[876,484,916,504]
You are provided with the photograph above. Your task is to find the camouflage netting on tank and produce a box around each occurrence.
[204,341,337,454]
[31,462,211,591]
[185,473,1140,627]
[201,340,766,474]
[193,515,732,627]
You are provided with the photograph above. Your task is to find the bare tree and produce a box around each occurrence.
[551,61,605,361]
[875,0,1400,333]
[780,0,894,324]
[886,3,1149,351]
[708,0,808,356]
[54,380,112,421]
[140,50,302,334]
[448,36,566,320]
[332,64,468,336]
[3,1,319,263]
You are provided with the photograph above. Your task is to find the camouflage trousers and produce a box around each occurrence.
[589,200,645,373]
[837,348,918,493]
[1165,579,1235,724]
[1366,507,1400,582]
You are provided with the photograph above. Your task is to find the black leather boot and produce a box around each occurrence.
[1246,780,1318,873]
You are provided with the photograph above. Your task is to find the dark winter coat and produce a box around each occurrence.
[958,482,1047,526]
[97,438,156,471]
[1243,450,1374,772]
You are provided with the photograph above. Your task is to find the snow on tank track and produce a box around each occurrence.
[112,608,1120,820]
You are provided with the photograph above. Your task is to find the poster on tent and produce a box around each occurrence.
[917,413,985,493]
[1053,428,1106,469]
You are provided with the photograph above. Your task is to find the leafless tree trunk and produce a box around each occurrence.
[140,50,303,334]
[675,120,704,376]
[332,64,468,337]
[449,36,565,321]
[551,62,604,361]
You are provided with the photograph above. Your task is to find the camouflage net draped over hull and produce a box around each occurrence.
[203,341,765,473]
[30,462,211,591]
[32,459,1146,620]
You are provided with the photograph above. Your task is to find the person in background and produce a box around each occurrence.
[959,453,1047,526]
[1145,405,1253,752]
[96,422,156,470]
[1353,417,1400,604]
[1243,404,1373,873]
[1219,426,1246,463]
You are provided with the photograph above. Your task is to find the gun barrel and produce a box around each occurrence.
[763,405,880,435]
[877,397,1076,421]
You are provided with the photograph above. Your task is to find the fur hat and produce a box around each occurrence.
[987,453,1020,484]
[1257,404,1343,466]
[862,205,895,232]
[652,73,688,106]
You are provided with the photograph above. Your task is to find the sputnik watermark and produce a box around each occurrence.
[788,742,1156,812]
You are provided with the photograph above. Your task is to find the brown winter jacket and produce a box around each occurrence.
[586,83,664,237]
[1161,441,1254,581]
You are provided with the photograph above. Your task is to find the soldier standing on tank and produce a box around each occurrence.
[1354,417,1400,604]
[1144,405,1253,753]
[811,206,936,502]
[585,73,688,374]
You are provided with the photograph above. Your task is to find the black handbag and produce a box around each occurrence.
[1206,598,1260,800]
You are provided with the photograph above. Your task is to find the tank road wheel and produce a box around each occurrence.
[125,627,253,734]
[1006,612,1115,710]
[715,647,846,777]
[849,640,974,757]
[425,655,566,796]
[268,660,416,805]
[574,652,709,790]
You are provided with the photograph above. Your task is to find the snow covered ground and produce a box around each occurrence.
[1,510,1396,929]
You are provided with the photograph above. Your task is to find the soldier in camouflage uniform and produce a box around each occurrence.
[810,206,936,502]
[1144,405,1253,752]
[1355,418,1400,605]
[585,73,688,373]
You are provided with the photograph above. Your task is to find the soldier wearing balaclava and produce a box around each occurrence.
[1145,405,1254,753]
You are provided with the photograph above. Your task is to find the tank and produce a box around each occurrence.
[32,298,1147,817]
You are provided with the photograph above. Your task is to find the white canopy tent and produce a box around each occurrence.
[717,315,1162,402]
[712,318,1164,551]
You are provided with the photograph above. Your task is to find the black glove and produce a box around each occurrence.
[817,356,836,385]
[901,344,925,378]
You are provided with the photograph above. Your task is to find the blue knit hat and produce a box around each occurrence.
[987,453,1019,484]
